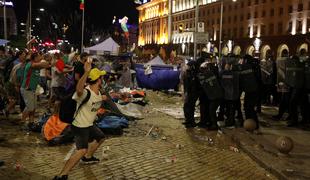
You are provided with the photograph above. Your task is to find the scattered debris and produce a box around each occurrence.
[208,138,214,145]
[165,155,177,163]
[14,162,23,171]
[229,146,239,153]
[286,169,294,172]
[161,136,167,140]
[176,144,184,149]
[102,146,110,159]
[146,125,154,136]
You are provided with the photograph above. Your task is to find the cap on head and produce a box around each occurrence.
[88,68,106,81]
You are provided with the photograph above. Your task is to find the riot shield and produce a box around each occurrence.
[198,71,223,100]
[260,59,273,85]
[304,61,310,90]
[285,58,304,89]
[221,70,240,100]
[239,63,258,92]
[276,57,289,92]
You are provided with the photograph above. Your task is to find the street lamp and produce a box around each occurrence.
[219,0,237,59]
[39,8,45,12]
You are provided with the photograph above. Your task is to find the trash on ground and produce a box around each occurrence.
[14,162,23,171]
[146,125,154,136]
[102,146,110,159]
[165,155,177,163]
[229,146,239,153]
[286,169,294,172]
[161,136,167,140]
[176,144,184,149]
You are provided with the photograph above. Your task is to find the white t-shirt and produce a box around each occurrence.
[40,59,47,77]
[72,86,102,128]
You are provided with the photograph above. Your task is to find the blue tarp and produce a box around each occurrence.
[135,64,180,90]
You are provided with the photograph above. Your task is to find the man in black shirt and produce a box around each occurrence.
[74,53,89,84]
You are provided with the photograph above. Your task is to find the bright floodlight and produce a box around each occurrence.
[35,17,40,21]
[39,8,45,12]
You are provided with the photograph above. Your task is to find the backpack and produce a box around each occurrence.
[59,89,91,124]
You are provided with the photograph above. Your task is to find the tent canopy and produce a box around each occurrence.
[145,55,166,66]
[0,39,9,46]
[84,37,120,55]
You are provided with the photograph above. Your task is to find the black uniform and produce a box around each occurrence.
[301,58,310,125]
[220,68,240,126]
[238,55,260,128]
[183,58,206,128]
[260,59,274,105]
[197,62,222,129]
[286,56,304,127]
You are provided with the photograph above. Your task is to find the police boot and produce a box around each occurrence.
[208,123,218,131]
[182,121,197,128]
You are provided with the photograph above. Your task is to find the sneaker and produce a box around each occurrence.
[53,175,68,180]
[81,156,100,164]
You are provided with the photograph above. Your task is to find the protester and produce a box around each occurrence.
[50,54,73,114]
[54,61,107,180]
[6,51,27,116]
[20,52,50,123]
[74,52,89,84]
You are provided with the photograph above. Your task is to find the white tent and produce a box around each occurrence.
[145,55,166,66]
[0,39,9,46]
[84,37,120,55]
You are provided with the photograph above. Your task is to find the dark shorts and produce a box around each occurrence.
[72,125,105,150]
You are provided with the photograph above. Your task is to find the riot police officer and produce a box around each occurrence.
[197,57,223,130]
[286,55,304,127]
[183,56,207,128]
[301,57,310,126]
[220,56,240,127]
[238,55,260,129]
[260,57,274,105]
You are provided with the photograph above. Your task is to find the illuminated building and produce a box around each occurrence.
[137,0,170,46]
[0,1,17,38]
[138,0,310,59]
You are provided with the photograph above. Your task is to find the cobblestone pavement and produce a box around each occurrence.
[224,105,310,180]
[0,91,276,180]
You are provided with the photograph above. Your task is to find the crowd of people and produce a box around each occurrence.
[182,52,310,131]
[1,43,310,178]
[0,45,142,180]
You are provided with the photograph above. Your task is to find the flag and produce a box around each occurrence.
[80,0,84,10]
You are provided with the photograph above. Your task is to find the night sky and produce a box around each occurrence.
[11,0,139,29]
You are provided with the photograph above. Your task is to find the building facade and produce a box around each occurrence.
[138,0,310,59]
[0,1,17,39]
[137,0,170,46]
